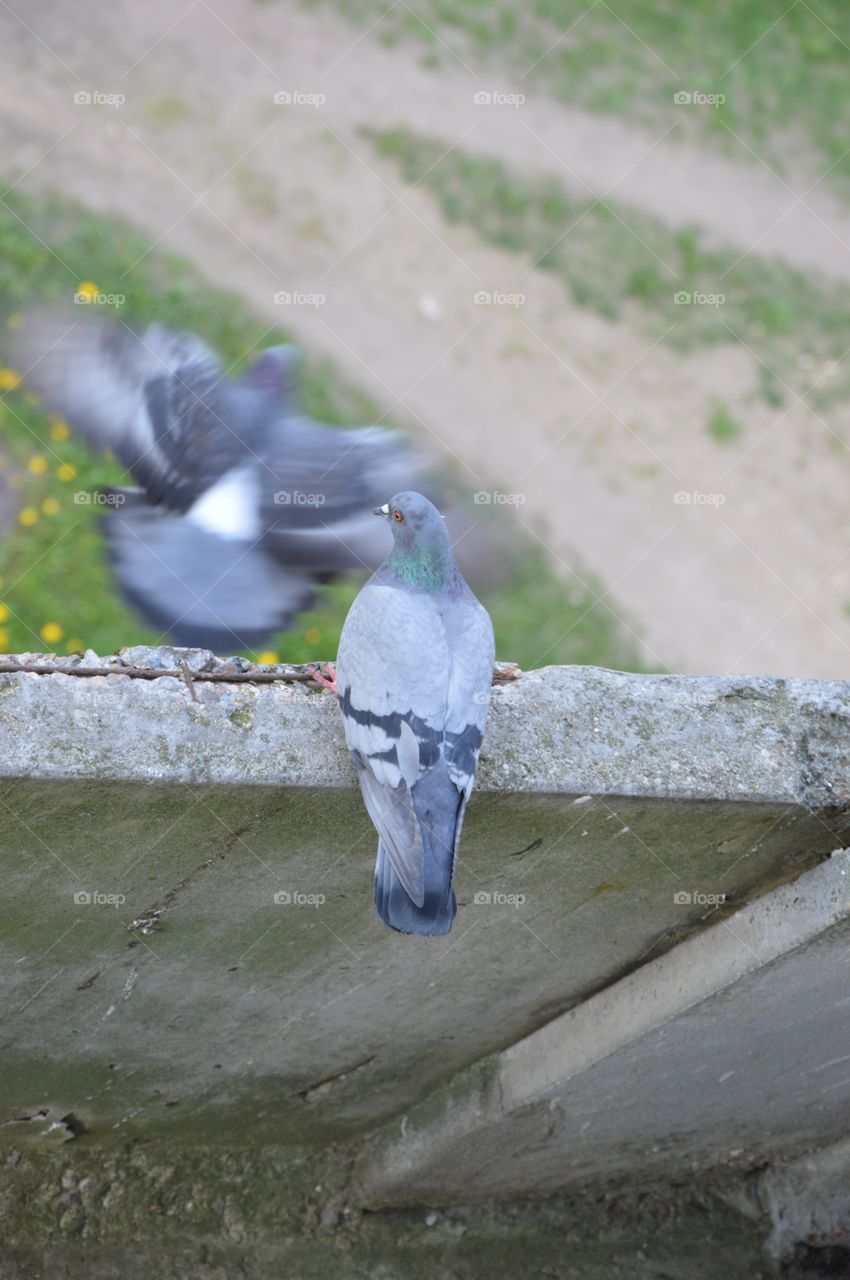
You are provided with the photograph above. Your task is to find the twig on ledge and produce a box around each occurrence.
[0,659,521,687]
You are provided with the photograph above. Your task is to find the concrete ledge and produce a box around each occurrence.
[359,850,850,1205]
[1,650,849,805]
[1,650,849,1220]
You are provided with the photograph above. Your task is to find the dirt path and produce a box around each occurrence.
[1,0,849,678]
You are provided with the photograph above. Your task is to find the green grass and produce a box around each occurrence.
[0,190,643,671]
[707,404,741,443]
[324,0,850,184]
[368,127,850,403]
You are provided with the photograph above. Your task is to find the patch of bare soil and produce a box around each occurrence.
[1,0,848,676]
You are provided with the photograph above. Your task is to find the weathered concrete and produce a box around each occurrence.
[0,1147,778,1279]
[2,650,850,807]
[1,650,850,1276]
[1,652,848,1152]
[359,850,850,1205]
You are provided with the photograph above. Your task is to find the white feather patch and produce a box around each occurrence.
[186,466,259,541]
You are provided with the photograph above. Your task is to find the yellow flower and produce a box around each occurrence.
[19,507,38,526]
[0,602,9,622]
[76,281,99,302]
[0,628,8,650]
[49,420,71,442]
[28,455,49,475]
[103,448,114,461]
[57,463,76,482]
[41,496,61,516]
[0,368,21,391]
[24,392,40,406]
[65,637,83,654]
[6,313,22,330]
[257,650,279,665]
[40,622,63,646]
[304,627,322,646]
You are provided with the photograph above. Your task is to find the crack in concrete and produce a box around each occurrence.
[128,821,255,935]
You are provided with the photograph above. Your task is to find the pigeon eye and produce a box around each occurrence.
[392,509,404,523]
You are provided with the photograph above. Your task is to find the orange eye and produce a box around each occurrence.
[392,509,404,523]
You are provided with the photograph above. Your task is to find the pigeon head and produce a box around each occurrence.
[375,491,457,589]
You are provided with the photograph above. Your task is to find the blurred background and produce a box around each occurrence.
[0,0,847,677]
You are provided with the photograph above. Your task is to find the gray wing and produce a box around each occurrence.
[336,581,494,905]
[260,420,431,569]
[104,506,316,652]
[13,309,269,509]
[442,592,495,861]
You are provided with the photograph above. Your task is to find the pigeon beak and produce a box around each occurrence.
[373,503,390,519]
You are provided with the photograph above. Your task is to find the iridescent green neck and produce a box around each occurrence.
[386,545,456,591]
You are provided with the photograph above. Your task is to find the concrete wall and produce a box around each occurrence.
[1,648,849,1277]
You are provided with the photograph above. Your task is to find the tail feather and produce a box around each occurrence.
[374,840,456,936]
[373,762,462,936]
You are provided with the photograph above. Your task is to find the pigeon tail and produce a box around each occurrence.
[373,761,460,936]
[374,841,456,936]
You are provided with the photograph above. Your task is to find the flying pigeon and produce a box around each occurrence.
[12,310,430,652]
[333,492,494,936]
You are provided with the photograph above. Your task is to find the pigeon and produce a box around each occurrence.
[12,310,429,652]
[333,492,495,936]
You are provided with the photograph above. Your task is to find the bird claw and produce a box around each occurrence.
[311,662,338,693]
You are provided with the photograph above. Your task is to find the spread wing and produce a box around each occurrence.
[12,309,268,509]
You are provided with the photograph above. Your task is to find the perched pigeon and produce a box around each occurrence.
[334,492,495,936]
[13,310,429,651]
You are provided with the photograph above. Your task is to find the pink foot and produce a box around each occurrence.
[311,662,337,693]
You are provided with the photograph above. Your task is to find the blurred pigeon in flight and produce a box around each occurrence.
[14,311,429,651]
[334,492,494,936]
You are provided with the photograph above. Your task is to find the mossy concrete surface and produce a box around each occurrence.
[2,651,848,1149]
[0,650,849,1273]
